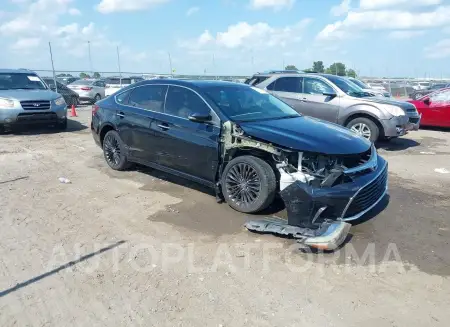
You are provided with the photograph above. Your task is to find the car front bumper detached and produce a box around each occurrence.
[245,154,388,251]
[381,114,421,137]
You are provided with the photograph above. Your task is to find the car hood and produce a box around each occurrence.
[358,97,416,111]
[239,116,371,155]
[0,89,60,101]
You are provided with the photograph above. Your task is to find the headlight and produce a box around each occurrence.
[54,97,66,106]
[381,104,405,117]
[0,97,15,109]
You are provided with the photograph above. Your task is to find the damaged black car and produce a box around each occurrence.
[91,79,388,250]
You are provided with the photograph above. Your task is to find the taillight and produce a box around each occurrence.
[81,87,93,91]
[92,105,99,114]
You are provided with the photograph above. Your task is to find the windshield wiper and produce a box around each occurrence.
[10,87,43,90]
[236,114,299,123]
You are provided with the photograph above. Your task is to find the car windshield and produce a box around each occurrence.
[326,75,373,98]
[106,78,132,85]
[0,73,47,90]
[349,78,369,89]
[204,85,300,122]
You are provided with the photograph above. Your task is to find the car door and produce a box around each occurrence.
[267,77,305,113]
[95,80,106,97]
[427,89,450,127]
[115,85,168,163]
[300,77,340,123]
[149,85,221,183]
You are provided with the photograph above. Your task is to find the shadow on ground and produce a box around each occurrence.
[0,118,87,135]
[376,137,420,151]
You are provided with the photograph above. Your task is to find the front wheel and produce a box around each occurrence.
[93,94,101,104]
[102,130,131,171]
[221,156,276,213]
[346,117,380,142]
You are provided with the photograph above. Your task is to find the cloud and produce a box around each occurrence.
[425,38,450,58]
[359,0,442,10]
[331,0,351,17]
[317,4,450,41]
[68,8,81,15]
[96,0,170,14]
[180,19,312,51]
[186,6,199,16]
[249,0,295,11]
[10,37,41,51]
[388,30,425,39]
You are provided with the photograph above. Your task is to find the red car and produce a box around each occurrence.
[408,88,450,127]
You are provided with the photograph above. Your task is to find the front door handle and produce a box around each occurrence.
[116,112,125,118]
[157,123,170,130]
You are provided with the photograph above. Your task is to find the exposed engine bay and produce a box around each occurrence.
[219,121,386,251]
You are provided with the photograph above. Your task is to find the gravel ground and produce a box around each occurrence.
[1,109,449,327]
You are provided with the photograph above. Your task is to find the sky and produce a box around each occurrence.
[1,0,450,77]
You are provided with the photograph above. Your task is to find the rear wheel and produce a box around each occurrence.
[221,155,276,213]
[102,130,131,171]
[346,117,380,142]
[92,94,101,104]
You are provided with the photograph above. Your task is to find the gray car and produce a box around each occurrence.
[249,72,421,142]
[0,69,67,131]
[67,79,106,103]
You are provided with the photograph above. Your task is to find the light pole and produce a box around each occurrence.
[88,41,93,75]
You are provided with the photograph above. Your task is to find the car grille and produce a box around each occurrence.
[409,117,420,124]
[17,112,57,123]
[343,165,388,218]
[20,100,51,110]
[406,108,416,113]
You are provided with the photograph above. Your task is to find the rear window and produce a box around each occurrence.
[71,80,93,85]
[106,78,132,85]
[245,76,269,86]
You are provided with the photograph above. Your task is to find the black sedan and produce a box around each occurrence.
[42,78,80,106]
[91,79,388,248]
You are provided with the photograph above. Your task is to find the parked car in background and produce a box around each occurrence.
[410,83,450,100]
[366,82,386,92]
[104,76,144,97]
[0,69,67,131]
[91,79,388,249]
[42,77,80,107]
[348,77,392,98]
[408,88,450,127]
[57,76,79,85]
[412,82,431,90]
[248,72,420,142]
[67,79,106,103]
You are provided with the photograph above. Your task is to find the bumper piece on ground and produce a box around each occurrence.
[244,217,351,251]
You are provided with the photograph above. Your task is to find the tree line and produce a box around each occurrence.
[285,61,357,78]
[56,72,101,79]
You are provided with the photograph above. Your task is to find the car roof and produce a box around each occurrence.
[0,68,37,74]
[135,79,244,89]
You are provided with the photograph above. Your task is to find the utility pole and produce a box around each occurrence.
[116,46,122,86]
[283,59,285,70]
[48,42,58,93]
[88,41,93,75]
[168,52,173,76]
[212,54,216,79]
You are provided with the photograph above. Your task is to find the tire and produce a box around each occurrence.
[221,155,276,214]
[346,117,380,142]
[102,130,131,171]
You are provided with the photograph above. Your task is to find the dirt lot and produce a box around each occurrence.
[1,109,450,327]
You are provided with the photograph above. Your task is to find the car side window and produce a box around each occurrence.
[430,90,450,104]
[128,85,168,112]
[165,86,210,119]
[116,90,132,105]
[272,77,302,93]
[303,78,334,95]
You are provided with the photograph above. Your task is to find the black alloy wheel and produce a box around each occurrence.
[226,163,262,206]
[102,130,131,170]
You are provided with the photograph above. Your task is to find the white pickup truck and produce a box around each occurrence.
[104,76,144,97]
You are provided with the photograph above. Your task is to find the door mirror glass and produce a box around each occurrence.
[188,112,212,123]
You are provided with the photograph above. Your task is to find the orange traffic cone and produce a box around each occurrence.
[70,104,77,117]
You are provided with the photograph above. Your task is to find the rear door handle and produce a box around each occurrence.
[157,123,170,130]
[116,112,125,118]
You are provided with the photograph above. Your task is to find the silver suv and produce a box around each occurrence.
[0,69,67,131]
[249,72,421,142]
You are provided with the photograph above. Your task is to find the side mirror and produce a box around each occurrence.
[49,85,56,91]
[188,112,212,123]
[423,98,430,105]
[323,91,337,98]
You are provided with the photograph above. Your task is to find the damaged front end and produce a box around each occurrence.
[219,121,388,251]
